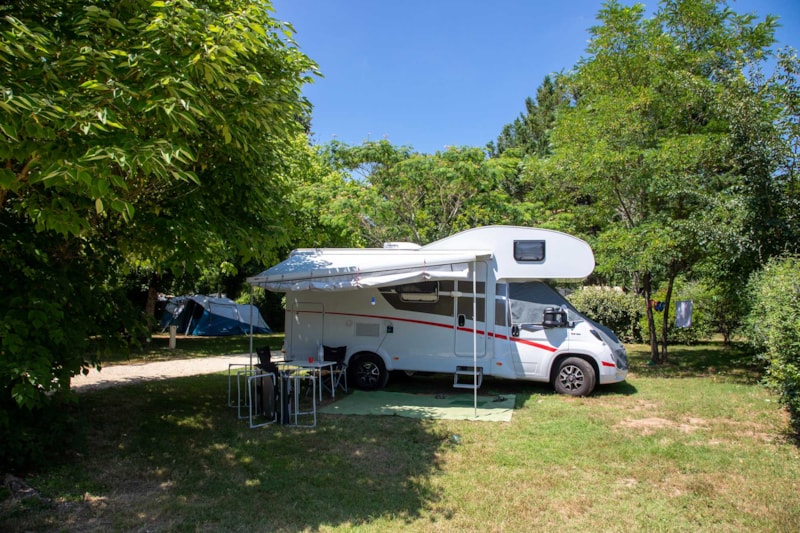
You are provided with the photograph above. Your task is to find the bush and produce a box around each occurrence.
[0,218,145,472]
[743,255,800,432]
[0,393,82,472]
[568,287,643,343]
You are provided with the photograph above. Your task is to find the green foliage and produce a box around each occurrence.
[1,0,315,237]
[321,140,553,245]
[568,287,643,343]
[0,0,316,470]
[0,214,146,471]
[488,74,569,158]
[640,280,718,346]
[0,392,82,474]
[544,0,783,361]
[284,137,364,249]
[744,255,800,430]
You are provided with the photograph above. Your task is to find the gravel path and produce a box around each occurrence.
[70,352,279,392]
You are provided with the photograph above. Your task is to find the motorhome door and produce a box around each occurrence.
[454,264,488,357]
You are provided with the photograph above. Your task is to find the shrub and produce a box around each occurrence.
[744,255,800,431]
[0,219,145,472]
[568,287,643,343]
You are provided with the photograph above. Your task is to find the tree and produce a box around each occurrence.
[488,74,569,158]
[0,0,316,469]
[322,140,544,246]
[548,0,778,363]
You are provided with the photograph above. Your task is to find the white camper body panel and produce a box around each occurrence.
[249,226,628,393]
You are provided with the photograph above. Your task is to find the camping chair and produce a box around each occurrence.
[252,346,286,423]
[258,346,318,421]
[322,345,348,394]
[247,371,278,429]
[256,346,278,374]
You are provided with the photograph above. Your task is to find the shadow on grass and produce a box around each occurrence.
[5,374,452,532]
[3,342,770,530]
[383,371,640,407]
[593,381,639,396]
[102,334,284,364]
[386,371,547,409]
[626,341,765,384]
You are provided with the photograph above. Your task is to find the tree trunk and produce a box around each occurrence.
[643,271,659,364]
[145,284,159,331]
[660,270,676,364]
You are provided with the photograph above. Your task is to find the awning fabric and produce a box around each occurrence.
[247,249,490,292]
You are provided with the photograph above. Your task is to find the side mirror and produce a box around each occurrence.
[542,307,567,328]
[511,325,520,337]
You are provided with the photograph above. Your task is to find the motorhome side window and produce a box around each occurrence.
[514,240,545,262]
[495,283,508,327]
[387,281,439,303]
[508,281,570,324]
[380,282,453,316]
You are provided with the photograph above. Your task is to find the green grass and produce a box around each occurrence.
[103,333,284,364]
[2,339,799,532]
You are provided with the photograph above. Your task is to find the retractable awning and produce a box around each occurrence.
[247,248,491,292]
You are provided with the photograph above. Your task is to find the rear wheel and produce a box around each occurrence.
[553,357,596,396]
[349,352,388,391]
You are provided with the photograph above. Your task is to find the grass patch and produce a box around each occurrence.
[3,342,799,531]
[626,341,765,384]
[103,333,284,364]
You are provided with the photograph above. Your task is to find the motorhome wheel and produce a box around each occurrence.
[349,352,388,391]
[554,357,596,396]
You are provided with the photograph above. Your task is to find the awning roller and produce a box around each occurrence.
[247,249,491,292]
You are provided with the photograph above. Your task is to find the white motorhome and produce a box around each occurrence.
[248,226,628,396]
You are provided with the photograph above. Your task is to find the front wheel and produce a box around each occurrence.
[349,352,388,391]
[553,357,596,396]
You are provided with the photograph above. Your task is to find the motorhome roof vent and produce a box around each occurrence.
[383,242,422,250]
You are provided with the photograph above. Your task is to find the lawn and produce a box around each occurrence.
[102,333,284,364]
[2,340,799,532]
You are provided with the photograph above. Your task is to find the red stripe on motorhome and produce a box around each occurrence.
[316,311,558,353]
[325,311,453,330]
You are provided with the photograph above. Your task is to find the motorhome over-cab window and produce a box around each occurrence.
[514,240,545,262]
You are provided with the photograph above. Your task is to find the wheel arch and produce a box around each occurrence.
[347,350,390,390]
[344,346,392,369]
[548,352,599,387]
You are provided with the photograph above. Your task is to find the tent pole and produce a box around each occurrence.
[248,286,254,370]
[473,261,477,418]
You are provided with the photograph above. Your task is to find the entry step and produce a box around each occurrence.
[453,366,483,389]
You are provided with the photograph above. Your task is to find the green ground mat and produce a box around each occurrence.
[319,390,515,422]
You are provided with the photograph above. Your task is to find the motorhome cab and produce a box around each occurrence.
[248,226,628,396]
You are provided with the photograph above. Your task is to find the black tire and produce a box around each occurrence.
[553,357,596,396]
[349,352,388,391]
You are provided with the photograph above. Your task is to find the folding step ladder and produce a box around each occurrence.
[453,366,483,389]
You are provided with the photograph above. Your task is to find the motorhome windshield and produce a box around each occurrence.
[508,282,580,325]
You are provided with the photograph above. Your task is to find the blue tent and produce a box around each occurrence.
[160,295,271,336]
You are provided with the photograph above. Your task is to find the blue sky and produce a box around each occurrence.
[271,0,800,155]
